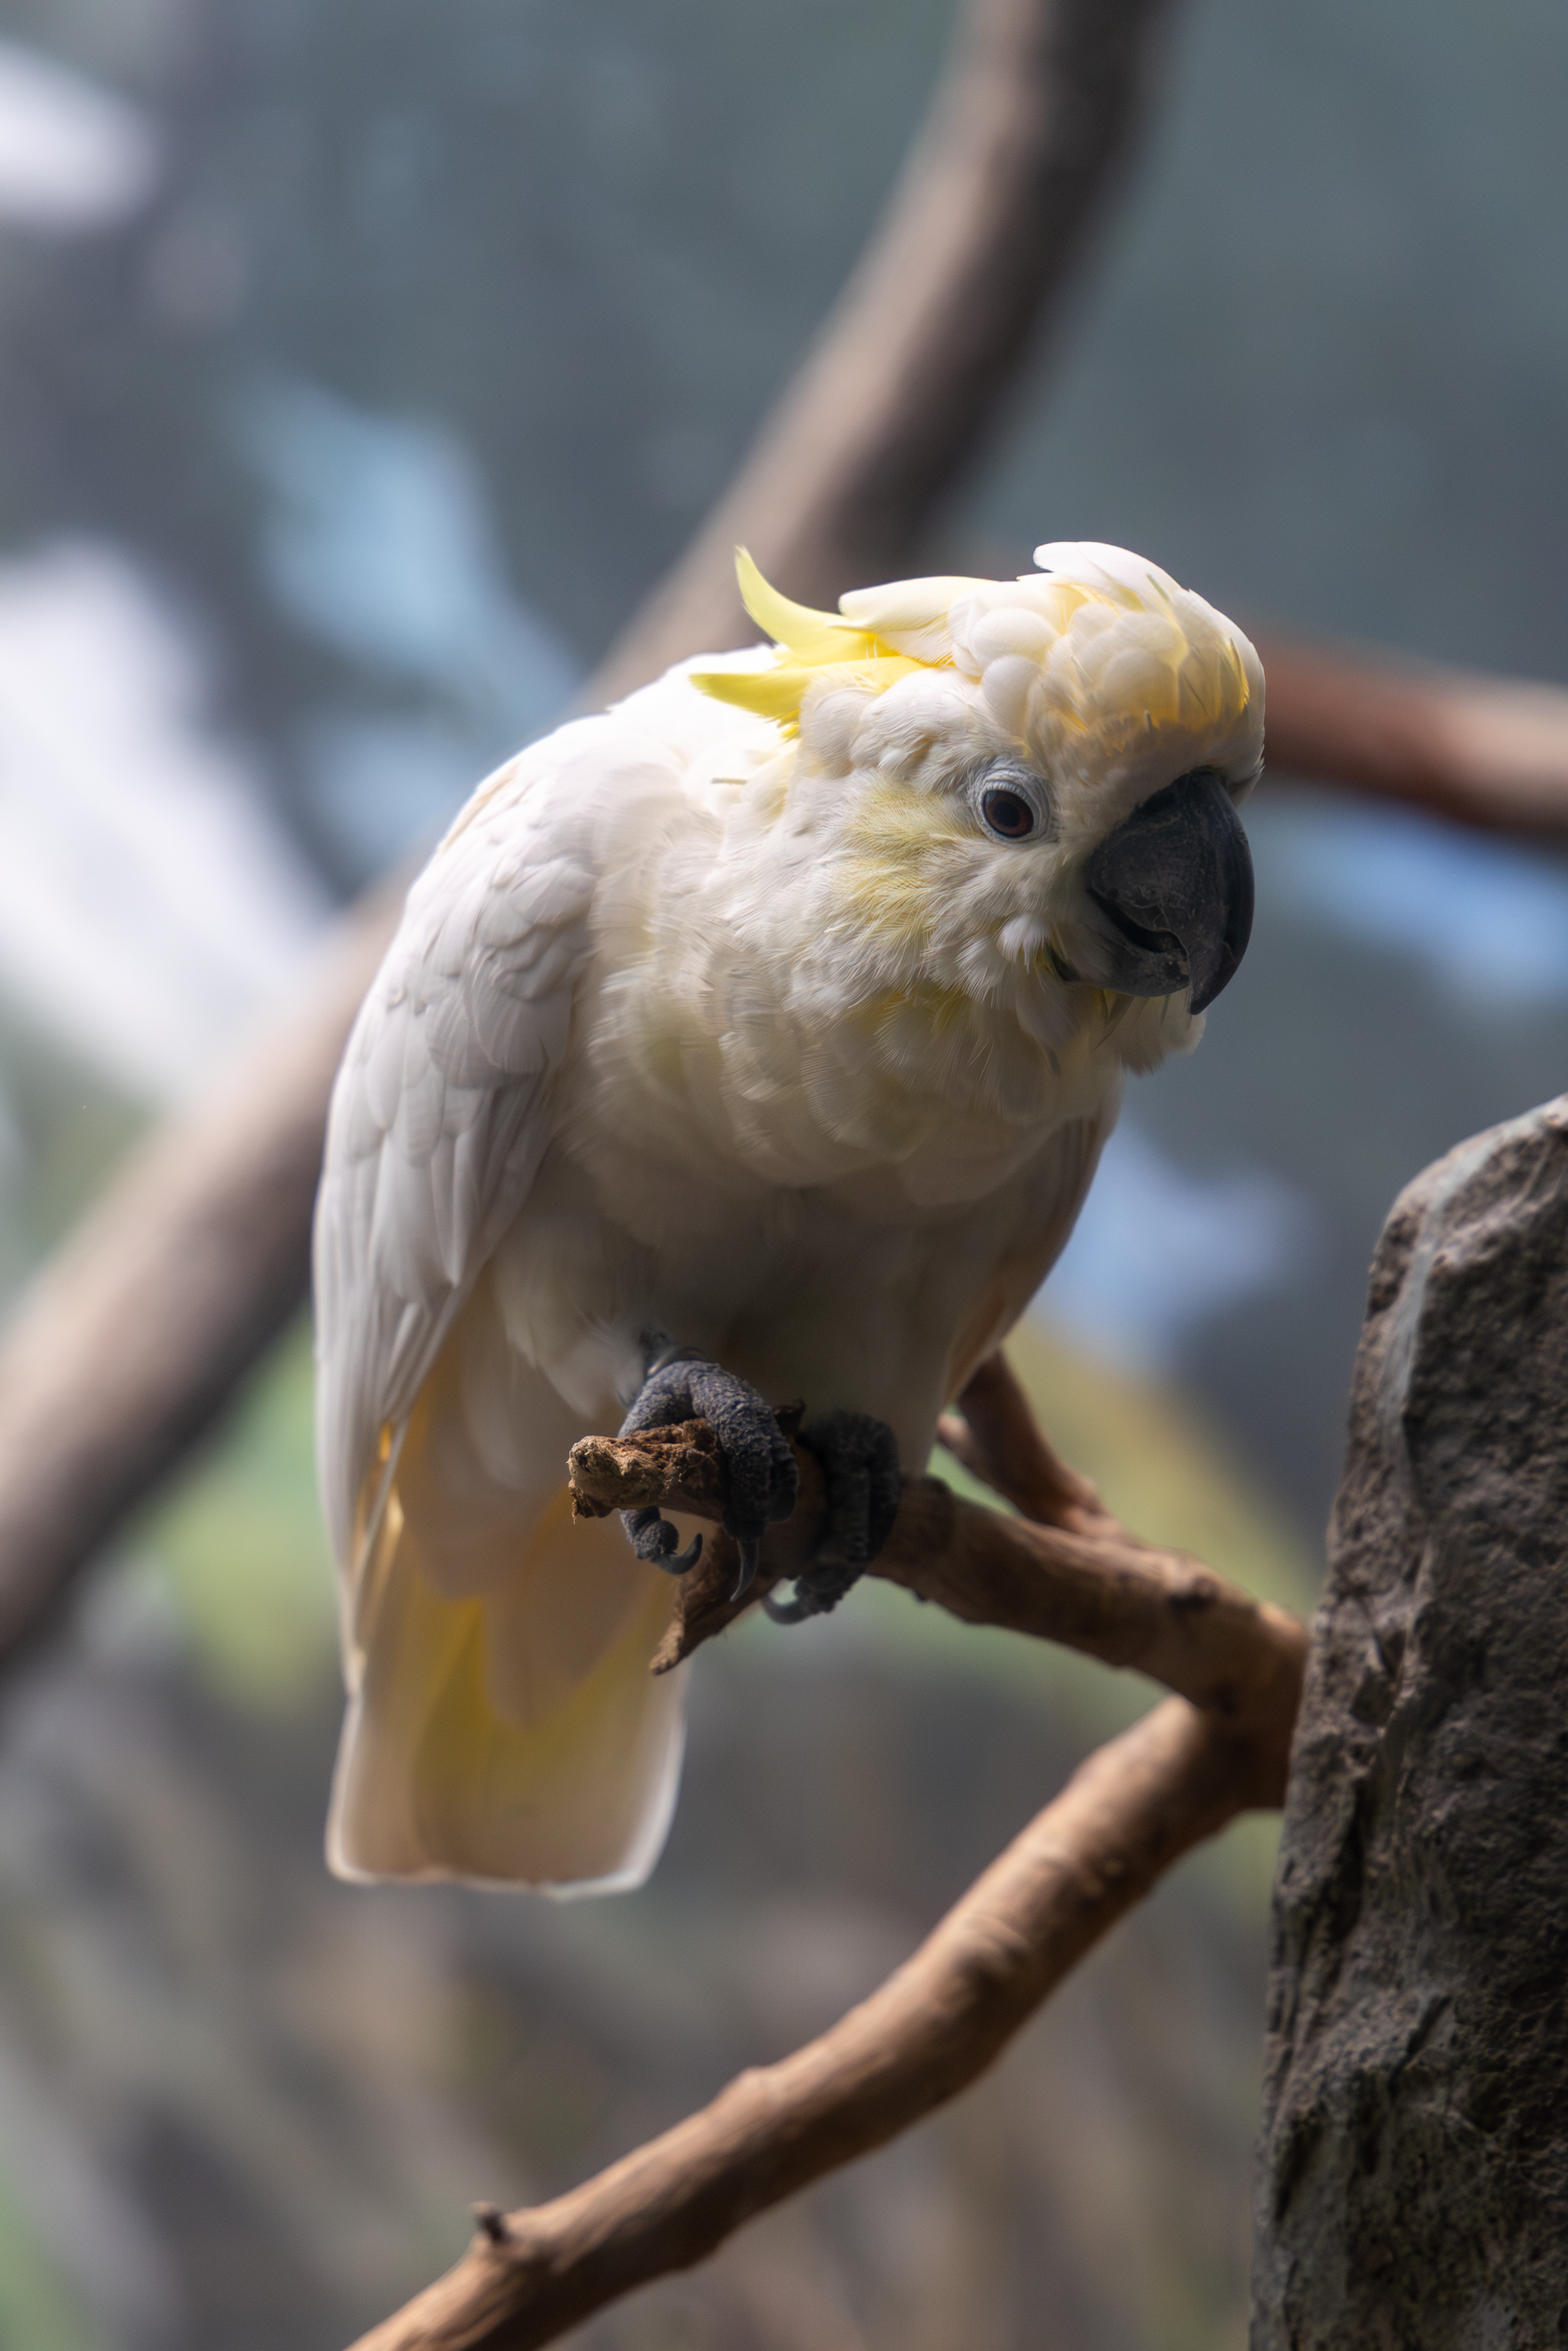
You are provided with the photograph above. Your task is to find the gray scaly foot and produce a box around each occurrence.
[762,1408,901,1625]
[617,1342,798,1599]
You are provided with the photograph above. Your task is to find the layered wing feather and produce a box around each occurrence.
[314,740,599,1600]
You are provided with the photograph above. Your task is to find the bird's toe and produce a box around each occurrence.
[763,1408,901,1625]
[616,1347,798,1588]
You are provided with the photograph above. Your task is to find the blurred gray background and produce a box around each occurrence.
[0,1,1561,2344]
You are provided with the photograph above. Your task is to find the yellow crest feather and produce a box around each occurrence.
[734,549,874,665]
[691,549,928,732]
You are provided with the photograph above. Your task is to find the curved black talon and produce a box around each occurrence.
[764,1407,901,1628]
[730,1537,761,1603]
[616,1343,796,1594]
[625,1503,703,1577]
[761,1586,814,1626]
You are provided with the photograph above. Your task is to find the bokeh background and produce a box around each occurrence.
[0,2,1564,2344]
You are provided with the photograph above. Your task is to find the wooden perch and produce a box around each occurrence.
[352,1708,1254,2351]
[568,1362,1302,1790]
[348,1356,1307,2351]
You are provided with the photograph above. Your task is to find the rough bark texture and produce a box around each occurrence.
[1252,1096,1568,2350]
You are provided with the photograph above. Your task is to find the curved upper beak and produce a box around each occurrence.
[1081,766,1254,1014]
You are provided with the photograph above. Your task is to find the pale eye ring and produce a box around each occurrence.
[981,786,1036,841]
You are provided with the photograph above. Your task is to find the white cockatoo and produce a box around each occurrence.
[314,541,1263,1895]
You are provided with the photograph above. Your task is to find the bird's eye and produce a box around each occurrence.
[981,786,1036,841]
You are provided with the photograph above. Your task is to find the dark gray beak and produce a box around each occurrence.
[1082,766,1254,1014]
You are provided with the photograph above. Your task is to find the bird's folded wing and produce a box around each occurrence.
[312,742,603,1609]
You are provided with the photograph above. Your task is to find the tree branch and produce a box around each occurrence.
[568,1362,1302,1798]
[350,1711,1297,2351]
[351,1705,1257,2351]
[0,881,402,1663]
[936,1345,1110,1527]
[346,1361,1305,2351]
[1258,631,1568,836]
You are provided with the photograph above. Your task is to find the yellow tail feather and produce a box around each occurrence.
[328,1487,686,1893]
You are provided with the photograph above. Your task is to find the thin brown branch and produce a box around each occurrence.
[1259,631,1568,836]
[939,1348,1110,1528]
[348,1698,1273,2351]
[568,1377,1303,1798]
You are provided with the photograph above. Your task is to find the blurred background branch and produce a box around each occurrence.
[590,0,1177,691]
[1259,635,1568,836]
[0,881,399,1664]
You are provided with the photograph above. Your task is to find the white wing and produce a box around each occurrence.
[313,736,599,1582]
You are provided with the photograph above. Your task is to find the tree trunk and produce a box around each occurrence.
[1251,1097,1568,2348]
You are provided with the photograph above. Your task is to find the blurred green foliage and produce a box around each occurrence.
[123,1319,337,1714]
[0,2173,101,2351]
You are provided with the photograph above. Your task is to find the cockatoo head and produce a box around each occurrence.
[694,543,1263,1055]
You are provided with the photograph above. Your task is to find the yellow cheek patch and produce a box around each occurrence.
[825,780,974,950]
[841,775,966,857]
[834,869,933,956]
